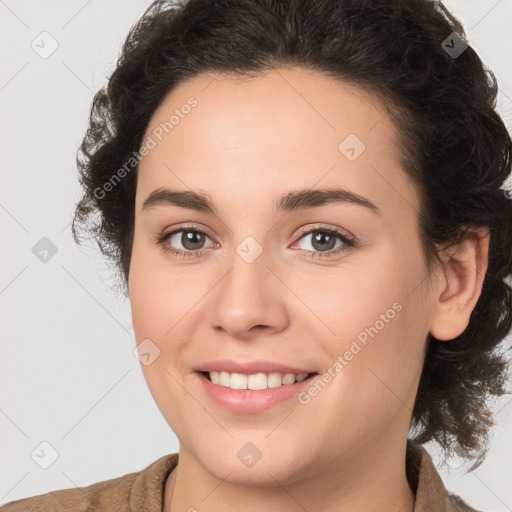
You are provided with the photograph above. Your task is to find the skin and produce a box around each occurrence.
[127,66,489,512]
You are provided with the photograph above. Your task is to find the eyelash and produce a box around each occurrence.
[153,223,356,260]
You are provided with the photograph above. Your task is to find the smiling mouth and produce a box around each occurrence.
[199,370,318,390]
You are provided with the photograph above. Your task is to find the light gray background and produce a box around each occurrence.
[1,0,511,509]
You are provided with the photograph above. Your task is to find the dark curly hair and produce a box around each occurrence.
[72,0,512,470]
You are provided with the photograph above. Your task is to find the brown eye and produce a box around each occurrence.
[310,231,338,251]
[166,229,211,252]
[291,226,356,260]
[296,229,346,253]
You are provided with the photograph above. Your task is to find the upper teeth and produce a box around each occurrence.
[208,371,309,390]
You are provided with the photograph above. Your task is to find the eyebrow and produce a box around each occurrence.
[141,187,380,216]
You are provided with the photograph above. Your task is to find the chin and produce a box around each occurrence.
[188,435,314,487]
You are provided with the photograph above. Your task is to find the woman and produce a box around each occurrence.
[2,0,511,510]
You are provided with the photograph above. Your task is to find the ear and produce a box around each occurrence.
[429,226,490,341]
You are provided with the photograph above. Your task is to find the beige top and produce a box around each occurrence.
[0,442,481,511]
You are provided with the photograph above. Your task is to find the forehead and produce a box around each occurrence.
[142,66,394,155]
[136,66,418,218]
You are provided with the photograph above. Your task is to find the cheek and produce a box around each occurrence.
[128,235,187,338]
[298,299,428,462]
[128,240,215,386]
[128,247,194,431]
[315,252,428,444]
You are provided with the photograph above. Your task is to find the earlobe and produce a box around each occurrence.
[429,227,490,341]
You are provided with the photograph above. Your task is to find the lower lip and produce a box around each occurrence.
[196,372,318,414]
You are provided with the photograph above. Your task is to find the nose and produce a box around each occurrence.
[207,246,289,340]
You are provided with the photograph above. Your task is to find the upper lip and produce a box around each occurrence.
[196,359,315,375]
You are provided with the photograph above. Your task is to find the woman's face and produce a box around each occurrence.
[128,67,435,484]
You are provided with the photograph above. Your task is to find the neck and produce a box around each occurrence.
[163,440,415,512]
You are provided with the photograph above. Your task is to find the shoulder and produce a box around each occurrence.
[0,453,178,512]
[0,472,136,512]
[448,493,483,512]
[406,442,486,512]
